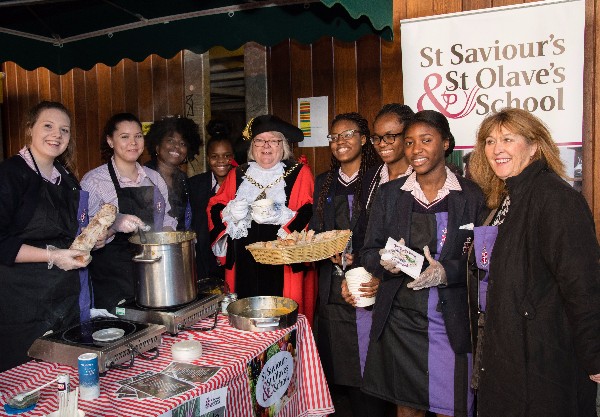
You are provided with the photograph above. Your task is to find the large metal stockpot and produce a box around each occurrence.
[227,296,298,332]
[129,231,197,308]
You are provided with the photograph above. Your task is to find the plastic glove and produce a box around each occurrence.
[93,229,108,250]
[225,199,249,222]
[589,373,600,383]
[111,213,148,233]
[90,308,118,319]
[407,245,447,290]
[47,245,91,271]
[379,238,405,274]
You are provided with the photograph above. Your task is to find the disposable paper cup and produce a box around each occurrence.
[345,267,372,285]
[354,296,376,308]
[345,267,375,307]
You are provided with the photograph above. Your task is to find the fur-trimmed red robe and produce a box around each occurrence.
[207,159,317,326]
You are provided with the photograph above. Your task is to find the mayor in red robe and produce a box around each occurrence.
[207,115,316,325]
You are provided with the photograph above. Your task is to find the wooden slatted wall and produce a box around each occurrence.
[1,53,184,177]
[270,0,600,233]
[1,0,598,231]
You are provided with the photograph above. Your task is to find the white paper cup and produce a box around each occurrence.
[354,296,376,308]
[345,267,372,284]
[345,267,375,307]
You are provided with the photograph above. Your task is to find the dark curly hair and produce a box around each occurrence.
[315,112,380,229]
[145,116,202,162]
[100,113,142,162]
[374,103,415,128]
[205,119,234,155]
[206,119,231,140]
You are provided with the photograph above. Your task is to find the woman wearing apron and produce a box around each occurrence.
[0,101,92,372]
[310,112,382,417]
[81,113,177,313]
[360,110,486,417]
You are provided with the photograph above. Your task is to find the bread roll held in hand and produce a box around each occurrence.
[70,204,117,260]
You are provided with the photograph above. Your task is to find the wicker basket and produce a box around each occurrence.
[246,230,352,265]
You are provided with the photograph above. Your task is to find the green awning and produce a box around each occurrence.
[0,0,392,75]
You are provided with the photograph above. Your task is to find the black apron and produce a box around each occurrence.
[88,162,160,312]
[0,164,82,372]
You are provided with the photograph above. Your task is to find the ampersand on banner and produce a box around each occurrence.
[417,73,480,119]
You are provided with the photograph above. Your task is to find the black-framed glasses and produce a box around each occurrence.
[327,129,359,143]
[253,138,283,147]
[370,133,403,145]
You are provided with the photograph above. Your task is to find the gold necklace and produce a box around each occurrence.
[244,163,299,200]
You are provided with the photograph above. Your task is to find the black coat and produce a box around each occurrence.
[188,171,223,281]
[476,159,600,417]
[309,171,365,308]
[360,174,486,354]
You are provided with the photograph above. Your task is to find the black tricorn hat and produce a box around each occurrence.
[242,115,304,143]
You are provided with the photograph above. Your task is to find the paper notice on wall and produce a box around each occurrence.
[297,96,329,147]
[401,0,585,148]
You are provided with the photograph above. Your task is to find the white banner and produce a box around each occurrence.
[401,0,584,148]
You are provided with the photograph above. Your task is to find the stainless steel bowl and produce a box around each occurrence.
[227,296,298,332]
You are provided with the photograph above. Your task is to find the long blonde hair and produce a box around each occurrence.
[470,108,565,208]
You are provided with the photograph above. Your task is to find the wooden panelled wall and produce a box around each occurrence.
[271,0,600,233]
[1,0,599,231]
[1,53,184,177]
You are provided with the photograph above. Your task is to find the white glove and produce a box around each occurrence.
[90,308,118,319]
[407,245,447,290]
[47,245,91,271]
[111,213,149,233]
[379,238,405,274]
[225,199,250,222]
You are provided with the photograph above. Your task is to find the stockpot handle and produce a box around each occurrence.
[251,317,281,328]
[132,254,162,263]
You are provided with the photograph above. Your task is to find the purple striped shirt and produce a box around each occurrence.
[81,158,177,229]
[18,147,62,184]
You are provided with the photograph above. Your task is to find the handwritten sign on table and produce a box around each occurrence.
[384,237,425,279]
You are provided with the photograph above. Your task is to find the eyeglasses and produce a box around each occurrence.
[370,133,403,145]
[253,138,283,147]
[327,129,359,143]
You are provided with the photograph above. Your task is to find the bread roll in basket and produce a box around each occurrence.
[245,229,351,265]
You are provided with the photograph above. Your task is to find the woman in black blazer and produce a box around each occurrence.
[360,110,486,417]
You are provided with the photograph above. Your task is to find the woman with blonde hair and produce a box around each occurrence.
[468,107,600,417]
[0,101,93,371]
[207,115,316,324]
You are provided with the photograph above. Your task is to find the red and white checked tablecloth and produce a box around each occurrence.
[0,314,334,417]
